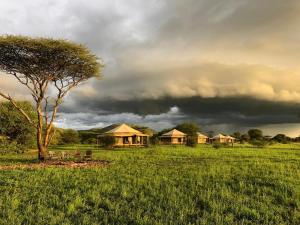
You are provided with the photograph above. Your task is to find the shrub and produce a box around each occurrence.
[150,134,160,146]
[59,129,80,145]
[250,140,268,148]
[100,136,116,148]
[212,142,229,149]
[212,142,222,149]
[187,135,197,147]
[0,139,25,155]
[83,138,97,144]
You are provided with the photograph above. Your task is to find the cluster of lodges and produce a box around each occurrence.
[158,129,235,145]
[97,123,235,147]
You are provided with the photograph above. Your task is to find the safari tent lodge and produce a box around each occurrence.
[211,134,235,144]
[97,123,149,147]
[160,129,187,145]
[197,132,209,144]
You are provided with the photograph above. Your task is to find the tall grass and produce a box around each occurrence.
[0,145,299,224]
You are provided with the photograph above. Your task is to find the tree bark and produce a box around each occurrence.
[37,133,47,161]
[36,100,48,161]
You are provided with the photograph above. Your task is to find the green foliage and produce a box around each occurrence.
[0,139,25,154]
[130,125,155,136]
[212,142,229,149]
[186,135,198,147]
[232,132,241,140]
[78,130,98,144]
[149,134,160,146]
[0,35,102,80]
[273,134,290,144]
[59,129,80,145]
[175,122,199,148]
[207,131,215,138]
[248,129,263,141]
[49,128,64,146]
[212,142,222,149]
[240,133,250,143]
[0,101,36,148]
[99,135,116,148]
[249,139,269,148]
[0,145,299,224]
[175,122,200,136]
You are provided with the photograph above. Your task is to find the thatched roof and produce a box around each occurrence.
[161,129,186,137]
[212,134,235,139]
[226,135,236,140]
[99,124,149,137]
[212,134,227,139]
[197,132,208,138]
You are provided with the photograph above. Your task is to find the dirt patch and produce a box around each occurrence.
[0,160,109,170]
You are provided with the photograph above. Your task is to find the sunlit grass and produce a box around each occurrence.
[0,144,299,224]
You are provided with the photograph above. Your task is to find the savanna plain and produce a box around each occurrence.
[0,144,299,225]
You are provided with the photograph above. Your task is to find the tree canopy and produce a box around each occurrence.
[248,129,263,141]
[175,122,200,136]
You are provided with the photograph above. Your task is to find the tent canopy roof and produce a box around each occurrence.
[102,124,149,136]
[161,129,187,137]
[212,134,235,139]
[197,132,208,138]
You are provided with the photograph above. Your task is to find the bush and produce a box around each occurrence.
[150,134,160,146]
[212,142,229,149]
[250,140,268,148]
[78,130,98,144]
[0,139,25,155]
[212,142,222,149]
[187,135,197,147]
[59,129,80,145]
[100,136,116,148]
[82,138,97,144]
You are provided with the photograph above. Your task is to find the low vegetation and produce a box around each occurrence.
[0,144,299,224]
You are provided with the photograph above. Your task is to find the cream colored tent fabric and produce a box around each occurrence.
[161,129,187,137]
[212,134,227,139]
[98,123,149,147]
[160,129,187,145]
[197,132,208,138]
[197,132,209,144]
[225,135,235,140]
[212,134,235,143]
[105,124,148,137]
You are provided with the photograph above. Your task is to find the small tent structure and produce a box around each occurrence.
[160,129,187,145]
[97,124,149,147]
[197,132,209,144]
[212,134,235,144]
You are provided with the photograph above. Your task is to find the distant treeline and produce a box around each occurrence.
[0,101,299,153]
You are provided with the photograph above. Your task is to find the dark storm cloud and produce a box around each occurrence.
[61,96,300,126]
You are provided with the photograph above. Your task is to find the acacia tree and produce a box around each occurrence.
[0,36,102,160]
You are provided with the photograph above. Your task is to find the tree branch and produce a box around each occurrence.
[0,91,36,127]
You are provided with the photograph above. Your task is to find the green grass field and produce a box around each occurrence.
[0,144,299,224]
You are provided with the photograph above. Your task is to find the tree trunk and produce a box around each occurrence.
[37,125,48,161]
[36,100,48,161]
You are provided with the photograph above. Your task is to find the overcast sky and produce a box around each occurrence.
[1,0,300,136]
